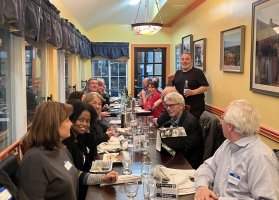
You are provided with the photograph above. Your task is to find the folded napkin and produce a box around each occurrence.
[97,142,121,154]
[152,165,196,195]
[100,175,141,186]
[109,119,121,125]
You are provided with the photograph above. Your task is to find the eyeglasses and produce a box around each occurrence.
[164,103,179,109]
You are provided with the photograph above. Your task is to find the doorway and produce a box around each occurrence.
[134,47,166,97]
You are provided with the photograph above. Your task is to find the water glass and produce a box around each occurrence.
[141,162,151,178]
[124,181,139,199]
[120,139,128,151]
[122,151,132,175]
[149,178,157,200]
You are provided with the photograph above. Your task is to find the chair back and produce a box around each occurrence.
[0,154,19,185]
[200,111,225,161]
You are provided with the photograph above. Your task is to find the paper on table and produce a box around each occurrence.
[100,175,141,186]
[158,167,196,195]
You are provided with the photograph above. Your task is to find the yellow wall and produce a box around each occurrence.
[87,24,173,94]
[170,0,278,147]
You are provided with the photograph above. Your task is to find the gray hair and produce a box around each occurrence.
[164,92,185,106]
[224,99,260,137]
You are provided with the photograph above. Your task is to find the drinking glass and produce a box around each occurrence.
[148,177,157,200]
[142,129,150,155]
[122,151,132,175]
[120,139,128,151]
[147,116,154,134]
[124,181,139,199]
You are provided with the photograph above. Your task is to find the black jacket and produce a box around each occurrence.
[63,129,97,172]
[90,119,109,145]
[159,110,204,169]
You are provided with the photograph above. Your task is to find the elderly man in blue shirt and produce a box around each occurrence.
[195,99,279,200]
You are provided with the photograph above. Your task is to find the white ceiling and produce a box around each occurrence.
[59,0,196,30]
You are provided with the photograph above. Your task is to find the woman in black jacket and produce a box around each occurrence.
[63,101,118,200]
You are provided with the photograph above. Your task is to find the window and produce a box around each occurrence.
[0,28,12,150]
[175,44,181,71]
[25,44,44,123]
[134,47,166,96]
[92,59,127,97]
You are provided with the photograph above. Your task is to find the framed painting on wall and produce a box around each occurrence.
[193,38,206,71]
[251,0,279,97]
[220,25,245,73]
[181,34,193,54]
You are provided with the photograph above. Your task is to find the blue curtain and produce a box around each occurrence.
[91,42,129,59]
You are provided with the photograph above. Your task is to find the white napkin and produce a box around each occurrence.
[100,175,141,186]
[153,165,196,195]
[109,119,121,125]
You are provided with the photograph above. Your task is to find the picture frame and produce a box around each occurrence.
[193,38,206,71]
[250,0,279,97]
[220,25,245,72]
[181,34,193,54]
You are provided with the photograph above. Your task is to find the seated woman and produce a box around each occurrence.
[158,92,204,169]
[63,101,118,200]
[83,92,113,145]
[19,102,117,200]
[19,102,79,200]
[143,81,163,118]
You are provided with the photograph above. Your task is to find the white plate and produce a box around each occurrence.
[90,160,112,173]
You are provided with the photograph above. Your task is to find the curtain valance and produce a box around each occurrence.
[91,42,129,59]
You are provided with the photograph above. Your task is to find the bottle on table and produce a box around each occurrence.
[184,80,190,96]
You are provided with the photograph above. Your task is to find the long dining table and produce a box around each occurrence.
[85,131,195,200]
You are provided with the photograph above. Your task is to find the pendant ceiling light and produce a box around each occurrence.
[131,0,163,35]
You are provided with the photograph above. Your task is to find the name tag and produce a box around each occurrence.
[228,172,240,185]
[156,130,162,152]
[64,161,73,171]
[0,187,12,200]
[156,183,177,199]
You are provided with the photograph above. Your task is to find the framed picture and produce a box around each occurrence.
[193,38,206,71]
[181,34,193,54]
[251,0,279,97]
[220,25,245,72]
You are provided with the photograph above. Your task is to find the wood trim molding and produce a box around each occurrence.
[130,44,170,97]
[205,104,279,143]
[165,0,206,27]
[0,140,22,161]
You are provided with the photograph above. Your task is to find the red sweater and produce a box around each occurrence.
[143,90,163,118]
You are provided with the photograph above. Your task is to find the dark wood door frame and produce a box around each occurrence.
[131,44,170,97]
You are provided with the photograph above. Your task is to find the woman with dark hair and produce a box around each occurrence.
[67,91,85,104]
[143,80,163,118]
[63,101,118,200]
[19,102,78,200]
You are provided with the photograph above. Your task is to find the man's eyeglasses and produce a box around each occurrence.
[164,103,179,109]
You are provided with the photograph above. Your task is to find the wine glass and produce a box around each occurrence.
[124,181,139,200]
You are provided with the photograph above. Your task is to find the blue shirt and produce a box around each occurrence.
[195,136,279,200]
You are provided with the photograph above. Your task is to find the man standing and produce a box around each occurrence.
[195,99,279,200]
[173,53,209,119]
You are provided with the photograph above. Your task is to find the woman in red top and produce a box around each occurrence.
[143,80,163,118]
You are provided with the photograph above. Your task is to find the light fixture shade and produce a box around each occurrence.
[131,23,163,35]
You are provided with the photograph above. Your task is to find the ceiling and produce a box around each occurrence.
[59,0,198,30]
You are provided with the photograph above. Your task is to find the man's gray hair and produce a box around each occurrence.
[224,99,260,137]
[164,92,185,106]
